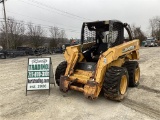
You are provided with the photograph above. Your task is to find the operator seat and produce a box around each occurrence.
[92,43,108,62]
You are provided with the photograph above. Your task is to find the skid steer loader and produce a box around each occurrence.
[55,20,140,101]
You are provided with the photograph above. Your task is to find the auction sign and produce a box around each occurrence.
[26,57,52,95]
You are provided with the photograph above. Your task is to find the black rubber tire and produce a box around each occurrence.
[123,61,140,87]
[55,61,67,86]
[103,66,129,101]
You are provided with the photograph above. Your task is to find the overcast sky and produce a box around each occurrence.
[0,0,160,38]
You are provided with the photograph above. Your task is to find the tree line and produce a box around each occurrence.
[0,17,68,49]
[0,16,160,49]
[131,16,160,45]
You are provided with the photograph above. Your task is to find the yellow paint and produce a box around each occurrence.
[61,39,140,99]
[120,75,128,94]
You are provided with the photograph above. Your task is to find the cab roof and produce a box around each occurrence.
[84,20,123,25]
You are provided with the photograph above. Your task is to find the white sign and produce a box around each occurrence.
[27,58,50,90]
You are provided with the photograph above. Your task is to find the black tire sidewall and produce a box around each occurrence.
[55,61,67,86]
[103,66,129,101]
[131,63,140,87]
[123,61,140,87]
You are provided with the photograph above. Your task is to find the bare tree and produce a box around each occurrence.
[58,29,68,47]
[149,16,160,39]
[131,25,146,45]
[49,27,68,48]
[27,23,45,48]
[0,18,25,49]
[59,30,66,39]
[8,18,25,49]
[0,23,6,49]
[49,26,60,48]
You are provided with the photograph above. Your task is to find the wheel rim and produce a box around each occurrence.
[120,75,127,95]
[135,66,140,83]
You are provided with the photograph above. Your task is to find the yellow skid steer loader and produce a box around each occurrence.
[55,20,140,101]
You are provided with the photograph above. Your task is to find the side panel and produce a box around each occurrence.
[93,39,140,97]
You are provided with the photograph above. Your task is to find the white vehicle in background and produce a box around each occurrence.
[144,38,158,47]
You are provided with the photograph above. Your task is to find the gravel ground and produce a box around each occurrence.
[0,47,160,120]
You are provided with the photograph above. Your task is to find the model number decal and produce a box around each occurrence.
[122,46,135,53]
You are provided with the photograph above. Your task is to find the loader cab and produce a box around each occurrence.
[81,20,131,62]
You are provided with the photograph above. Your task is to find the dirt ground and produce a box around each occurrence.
[0,47,160,120]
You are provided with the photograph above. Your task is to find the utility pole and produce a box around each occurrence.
[0,0,9,49]
[158,21,160,40]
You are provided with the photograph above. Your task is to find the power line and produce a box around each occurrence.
[0,0,84,36]
[20,0,87,22]
[26,0,92,21]
[1,10,80,29]
[0,10,81,32]
[0,20,80,33]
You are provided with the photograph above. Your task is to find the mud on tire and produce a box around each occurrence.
[55,61,67,86]
[123,61,140,87]
[103,66,129,101]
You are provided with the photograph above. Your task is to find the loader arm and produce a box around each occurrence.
[63,42,96,76]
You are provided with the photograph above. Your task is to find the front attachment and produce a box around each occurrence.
[84,80,98,99]
[59,75,99,99]
[59,76,69,92]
